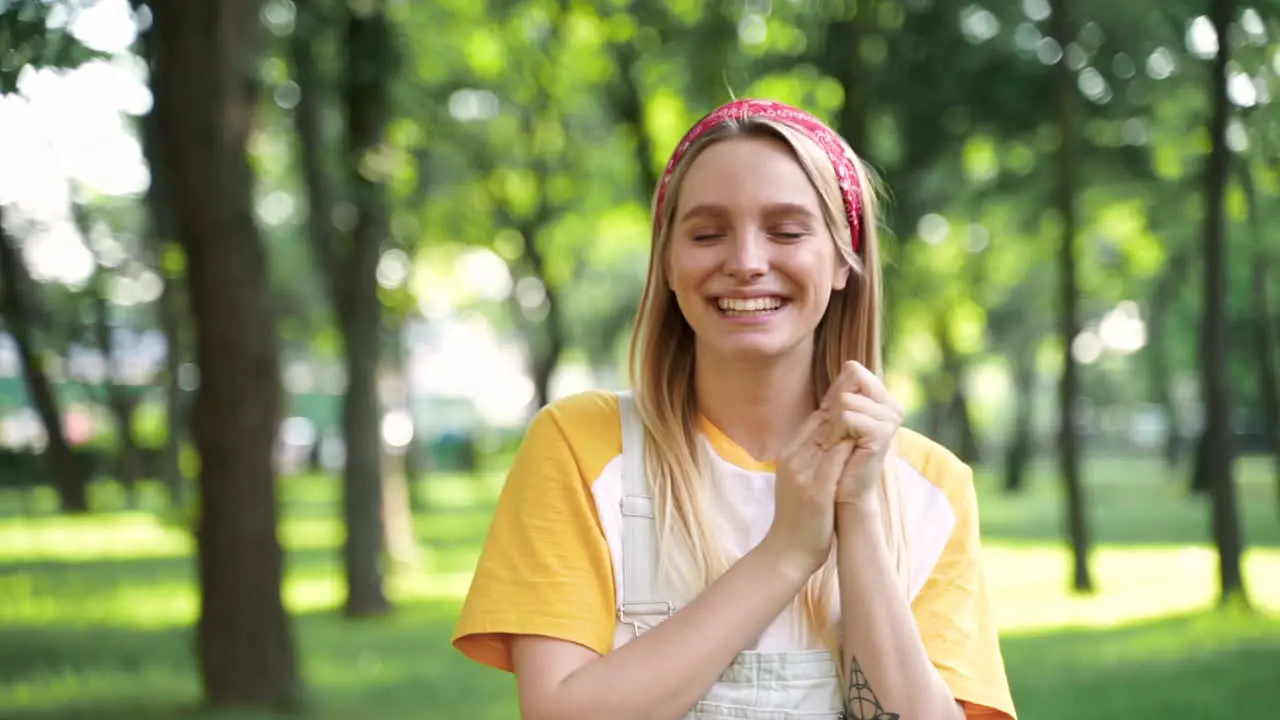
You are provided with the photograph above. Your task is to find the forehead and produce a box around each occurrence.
[675,135,821,215]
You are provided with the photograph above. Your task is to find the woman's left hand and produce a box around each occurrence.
[818,361,904,504]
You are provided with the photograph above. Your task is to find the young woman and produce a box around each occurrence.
[451,99,1016,720]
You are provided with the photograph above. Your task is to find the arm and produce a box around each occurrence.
[835,499,964,720]
[512,541,812,720]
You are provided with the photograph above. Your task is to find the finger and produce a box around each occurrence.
[823,411,896,453]
[830,391,900,424]
[821,362,860,409]
[845,360,899,411]
[782,409,830,460]
[819,376,846,411]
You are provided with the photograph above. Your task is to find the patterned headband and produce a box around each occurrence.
[653,98,865,253]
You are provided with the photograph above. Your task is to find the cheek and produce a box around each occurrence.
[667,247,714,291]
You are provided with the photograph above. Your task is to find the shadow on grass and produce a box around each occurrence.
[1002,610,1280,720]
[4,598,1279,720]
[0,600,514,720]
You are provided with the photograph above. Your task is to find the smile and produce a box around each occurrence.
[715,296,788,316]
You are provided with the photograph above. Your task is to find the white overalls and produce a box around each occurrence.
[614,393,845,719]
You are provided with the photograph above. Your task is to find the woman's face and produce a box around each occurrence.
[666,135,850,366]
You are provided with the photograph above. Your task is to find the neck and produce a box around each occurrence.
[693,345,817,463]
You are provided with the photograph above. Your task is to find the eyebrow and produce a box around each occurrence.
[678,202,818,223]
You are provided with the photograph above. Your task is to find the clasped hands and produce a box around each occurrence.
[765,360,903,575]
[816,360,904,505]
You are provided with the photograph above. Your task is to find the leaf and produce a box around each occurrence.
[962,135,999,183]
[463,26,507,79]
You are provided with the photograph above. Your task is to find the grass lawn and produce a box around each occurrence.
[0,453,1277,719]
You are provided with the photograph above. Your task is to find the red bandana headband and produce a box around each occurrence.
[653,98,865,253]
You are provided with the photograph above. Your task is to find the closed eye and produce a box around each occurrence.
[770,229,810,241]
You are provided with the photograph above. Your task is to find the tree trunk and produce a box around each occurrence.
[157,267,190,507]
[135,10,191,508]
[91,284,142,507]
[390,319,426,515]
[1049,0,1094,594]
[0,212,86,512]
[520,268,565,411]
[289,0,340,280]
[149,0,300,708]
[1199,0,1247,605]
[338,1,396,617]
[1237,161,1280,517]
[513,206,565,411]
[1146,255,1186,469]
[936,315,981,464]
[382,457,420,567]
[135,3,189,506]
[1003,343,1036,494]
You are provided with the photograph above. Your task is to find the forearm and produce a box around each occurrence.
[543,543,812,720]
[836,502,962,720]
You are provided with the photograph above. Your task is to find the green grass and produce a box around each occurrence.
[0,454,1278,719]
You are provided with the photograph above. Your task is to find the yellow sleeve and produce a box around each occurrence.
[451,392,619,673]
[911,457,1017,720]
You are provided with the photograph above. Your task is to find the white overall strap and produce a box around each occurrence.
[616,391,672,635]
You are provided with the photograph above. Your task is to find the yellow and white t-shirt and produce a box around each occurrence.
[452,390,1016,719]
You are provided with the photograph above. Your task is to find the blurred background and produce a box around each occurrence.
[0,0,1277,718]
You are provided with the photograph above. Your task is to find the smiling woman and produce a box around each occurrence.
[667,137,850,364]
[451,99,1016,720]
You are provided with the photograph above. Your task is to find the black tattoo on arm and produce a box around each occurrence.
[839,656,900,720]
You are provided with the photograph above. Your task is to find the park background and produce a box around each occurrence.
[1,0,1279,717]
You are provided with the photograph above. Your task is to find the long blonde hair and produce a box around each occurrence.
[627,115,911,656]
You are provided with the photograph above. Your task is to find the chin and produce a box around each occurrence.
[699,334,807,364]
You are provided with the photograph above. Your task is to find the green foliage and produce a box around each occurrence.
[0,0,104,93]
[5,0,1280,482]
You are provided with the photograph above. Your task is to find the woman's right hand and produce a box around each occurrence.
[759,407,854,578]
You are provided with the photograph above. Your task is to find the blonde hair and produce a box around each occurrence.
[627,115,911,657]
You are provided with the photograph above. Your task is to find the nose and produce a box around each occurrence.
[723,229,768,279]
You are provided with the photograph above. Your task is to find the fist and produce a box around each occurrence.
[818,361,903,503]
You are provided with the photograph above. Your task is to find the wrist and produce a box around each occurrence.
[836,493,883,528]
[835,498,890,560]
[751,536,823,588]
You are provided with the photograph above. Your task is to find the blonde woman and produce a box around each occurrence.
[452,99,1016,720]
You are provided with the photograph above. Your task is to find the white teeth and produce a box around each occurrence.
[717,297,784,313]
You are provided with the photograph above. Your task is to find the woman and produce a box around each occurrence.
[452,98,1016,720]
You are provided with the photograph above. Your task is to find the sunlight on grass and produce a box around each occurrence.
[0,560,478,630]
[985,542,1280,633]
[973,455,1280,547]
[277,517,344,550]
[419,472,506,509]
[0,514,191,562]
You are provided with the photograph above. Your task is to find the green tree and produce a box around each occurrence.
[149,0,301,707]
